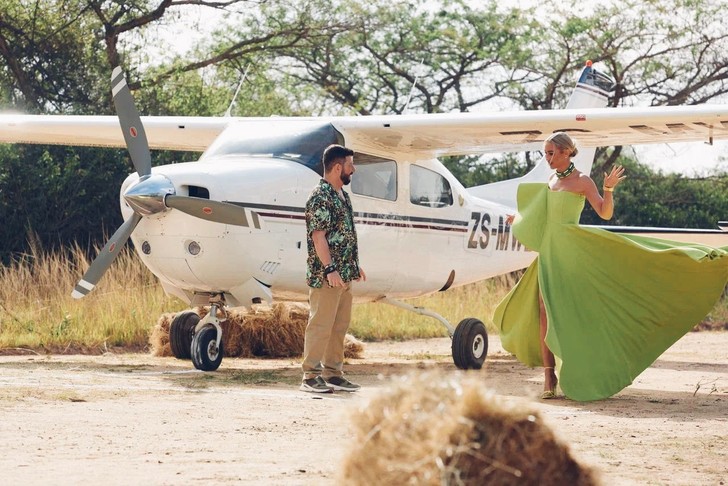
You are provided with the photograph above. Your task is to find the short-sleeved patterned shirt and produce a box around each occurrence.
[305,179,361,288]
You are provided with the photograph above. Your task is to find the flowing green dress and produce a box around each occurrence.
[493,183,728,401]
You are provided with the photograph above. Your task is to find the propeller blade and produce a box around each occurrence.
[71,213,142,299]
[165,195,261,228]
[111,66,151,178]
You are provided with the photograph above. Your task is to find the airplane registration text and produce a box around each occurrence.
[467,211,527,252]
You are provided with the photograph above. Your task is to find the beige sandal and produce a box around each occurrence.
[541,366,557,399]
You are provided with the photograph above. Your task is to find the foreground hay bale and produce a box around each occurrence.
[342,370,598,486]
[149,302,363,359]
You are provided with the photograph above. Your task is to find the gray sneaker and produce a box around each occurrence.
[300,376,334,393]
[324,376,361,392]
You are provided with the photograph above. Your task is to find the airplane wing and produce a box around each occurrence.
[0,115,231,152]
[2,104,728,156]
[332,105,728,157]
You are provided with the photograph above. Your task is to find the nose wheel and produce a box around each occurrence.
[190,295,226,371]
[191,323,224,371]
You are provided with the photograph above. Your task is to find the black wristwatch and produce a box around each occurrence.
[323,264,337,276]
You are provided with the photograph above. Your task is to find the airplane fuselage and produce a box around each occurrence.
[121,152,534,307]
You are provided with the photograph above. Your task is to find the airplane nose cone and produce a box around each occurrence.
[123,173,175,215]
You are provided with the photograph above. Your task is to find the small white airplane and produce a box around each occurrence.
[2,62,727,371]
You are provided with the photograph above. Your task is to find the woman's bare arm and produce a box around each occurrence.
[583,165,626,220]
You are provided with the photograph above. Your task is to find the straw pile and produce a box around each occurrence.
[149,302,364,359]
[341,370,599,486]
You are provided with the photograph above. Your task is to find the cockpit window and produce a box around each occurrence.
[351,153,397,201]
[410,165,453,208]
[200,121,343,175]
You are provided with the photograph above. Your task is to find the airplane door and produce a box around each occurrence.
[350,153,402,297]
[383,161,467,297]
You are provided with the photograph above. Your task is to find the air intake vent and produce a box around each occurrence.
[188,186,210,199]
[260,261,280,274]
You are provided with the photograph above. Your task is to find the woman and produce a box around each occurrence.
[495,132,728,401]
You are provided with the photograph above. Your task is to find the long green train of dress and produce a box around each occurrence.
[493,183,728,401]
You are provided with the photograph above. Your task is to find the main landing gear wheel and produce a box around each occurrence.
[169,311,199,360]
[452,318,488,370]
[191,324,224,371]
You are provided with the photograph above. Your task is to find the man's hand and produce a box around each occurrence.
[326,270,345,287]
[327,267,366,287]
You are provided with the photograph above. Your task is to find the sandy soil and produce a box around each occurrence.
[1,332,727,485]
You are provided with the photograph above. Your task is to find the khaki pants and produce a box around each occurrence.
[302,283,353,380]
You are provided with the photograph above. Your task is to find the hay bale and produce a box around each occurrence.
[344,333,364,359]
[149,312,174,357]
[149,302,365,359]
[341,370,599,486]
[242,303,308,357]
[220,315,247,357]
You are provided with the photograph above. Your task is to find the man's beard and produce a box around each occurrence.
[340,172,351,185]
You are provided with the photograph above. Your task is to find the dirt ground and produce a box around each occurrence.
[1,332,726,485]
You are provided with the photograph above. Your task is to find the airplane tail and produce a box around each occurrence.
[467,62,615,208]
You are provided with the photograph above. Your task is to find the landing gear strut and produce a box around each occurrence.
[190,294,226,371]
[378,297,488,370]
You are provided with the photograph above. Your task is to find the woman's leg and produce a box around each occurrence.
[539,292,557,394]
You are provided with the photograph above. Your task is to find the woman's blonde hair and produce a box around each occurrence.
[546,132,579,157]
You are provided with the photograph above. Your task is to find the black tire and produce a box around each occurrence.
[452,318,488,370]
[191,324,224,371]
[169,311,199,360]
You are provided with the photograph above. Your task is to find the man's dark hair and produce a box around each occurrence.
[322,144,354,173]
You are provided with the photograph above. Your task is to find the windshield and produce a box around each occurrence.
[200,120,343,175]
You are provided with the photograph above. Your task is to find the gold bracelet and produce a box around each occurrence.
[603,186,614,192]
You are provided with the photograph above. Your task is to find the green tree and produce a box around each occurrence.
[581,157,728,228]
[441,153,535,187]
[0,144,133,261]
[264,0,539,115]
[0,0,107,113]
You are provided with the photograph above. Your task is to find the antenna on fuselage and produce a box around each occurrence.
[224,63,250,117]
[403,58,425,114]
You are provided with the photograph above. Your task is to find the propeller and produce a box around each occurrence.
[71,213,141,299]
[71,68,147,299]
[111,66,151,178]
[72,67,260,299]
[165,196,259,228]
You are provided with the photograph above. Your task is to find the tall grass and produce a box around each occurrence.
[0,244,725,353]
[0,241,184,352]
[350,275,519,341]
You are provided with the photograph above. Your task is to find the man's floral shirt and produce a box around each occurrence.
[305,179,361,288]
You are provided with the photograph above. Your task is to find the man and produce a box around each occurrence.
[301,144,366,393]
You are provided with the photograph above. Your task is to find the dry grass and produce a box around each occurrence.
[0,241,184,353]
[341,369,599,485]
[693,286,728,331]
[0,243,725,354]
[350,274,520,341]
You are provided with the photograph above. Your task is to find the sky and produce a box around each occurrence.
[144,3,728,176]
